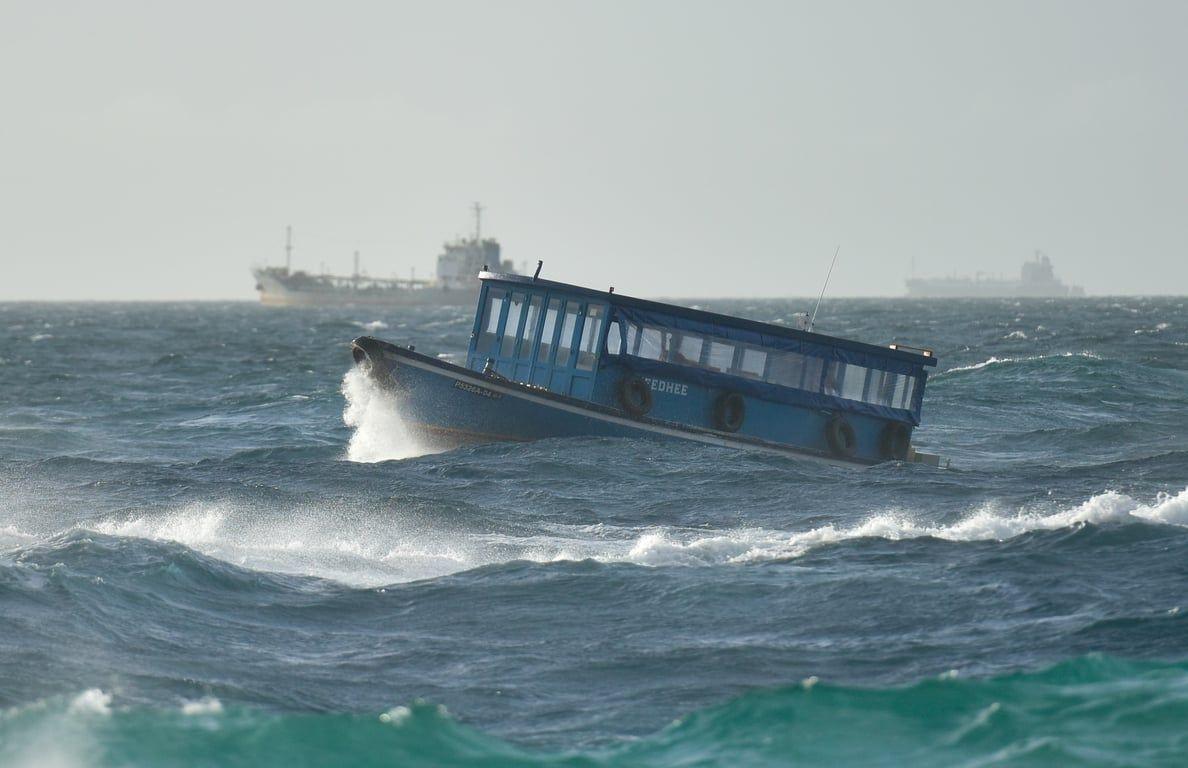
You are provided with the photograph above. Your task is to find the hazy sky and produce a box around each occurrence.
[2,1,1184,300]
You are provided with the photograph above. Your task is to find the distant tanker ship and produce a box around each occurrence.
[905,252,1084,298]
[252,204,517,307]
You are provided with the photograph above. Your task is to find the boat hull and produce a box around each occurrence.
[350,337,877,467]
[254,270,473,308]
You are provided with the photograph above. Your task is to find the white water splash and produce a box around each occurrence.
[0,524,36,549]
[943,351,1101,374]
[78,488,1188,586]
[613,487,1188,567]
[91,502,470,587]
[341,367,436,463]
[1,690,107,768]
[95,507,225,546]
[181,697,223,716]
[67,689,112,716]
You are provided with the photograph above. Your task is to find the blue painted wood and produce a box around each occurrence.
[351,337,880,465]
[360,338,671,445]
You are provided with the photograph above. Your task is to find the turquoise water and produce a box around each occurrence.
[2,298,1186,765]
[4,657,1187,766]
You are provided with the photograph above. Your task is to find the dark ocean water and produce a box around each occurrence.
[1,297,1187,767]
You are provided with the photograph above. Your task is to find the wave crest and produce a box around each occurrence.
[16,488,1187,587]
[614,487,1188,567]
[941,351,1102,375]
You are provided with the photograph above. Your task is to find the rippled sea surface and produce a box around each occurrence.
[2,297,1187,766]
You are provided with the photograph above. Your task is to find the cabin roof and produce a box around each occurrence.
[479,271,937,367]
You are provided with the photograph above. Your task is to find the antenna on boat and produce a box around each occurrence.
[533,260,543,280]
[809,245,840,332]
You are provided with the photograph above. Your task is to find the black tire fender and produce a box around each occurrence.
[713,392,746,433]
[879,421,911,461]
[618,376,654,418]
[825,415,857,457]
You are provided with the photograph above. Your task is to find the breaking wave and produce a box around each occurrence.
[28,486,1185,587]
[941,351,1102,375]
[87,502,471,587]
[620,486,1188,566]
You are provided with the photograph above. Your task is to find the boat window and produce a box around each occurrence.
[822,361,843,396]
[518,294,544,359]
[894,374,916,409]
[706,340,734,372]
[636,325,666,361]
[838,364,867,402]
[576,305,605,370]
[554,303,581,367]
[659,329,679,362]
[801,356,824,393]
[737,347,767,379]
[476,289,506,355]
[537,298,562,363]
[766,351,809,389]
[612,315,918,409]
[674,334,704,367]
[875,370,915,408]
[866,370,892,406]
[606,321,622,355]
[500,292,527,358]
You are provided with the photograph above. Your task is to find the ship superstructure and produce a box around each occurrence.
[252,204,516,307]
[905,252,1083,298]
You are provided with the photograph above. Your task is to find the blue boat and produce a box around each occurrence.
[351,269,945,467]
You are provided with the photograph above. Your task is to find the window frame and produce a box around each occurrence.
[475,288,508,357]
[499,291,529,359]
[553,301,583,369]
[516,293,545,360]
[537,297,564,365]
[575,303,606,371]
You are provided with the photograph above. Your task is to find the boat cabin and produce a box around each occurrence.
[465,271,937,463]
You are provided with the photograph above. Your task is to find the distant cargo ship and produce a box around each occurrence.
[252,204,517,307]
[905,252,1084,298]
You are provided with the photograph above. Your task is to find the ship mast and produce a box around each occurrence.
[285,226,293,274]
[473,202,484,242]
